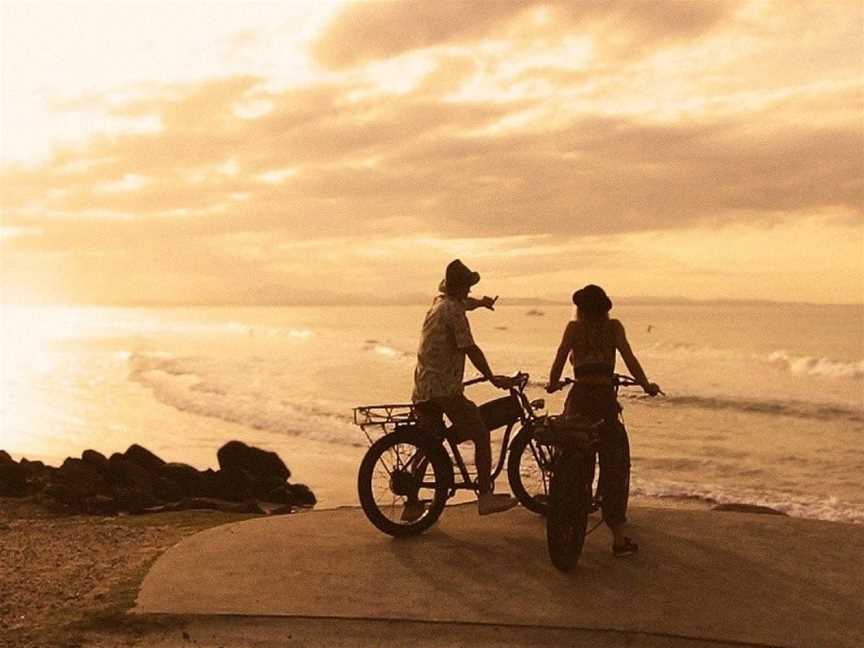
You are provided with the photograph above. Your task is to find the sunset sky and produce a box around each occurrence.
[1,0,862,305]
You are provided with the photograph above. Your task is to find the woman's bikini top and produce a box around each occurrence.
[570,319,616,378]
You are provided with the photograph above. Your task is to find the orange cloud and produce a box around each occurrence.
[313,0,740,68]
[1,0,861,304]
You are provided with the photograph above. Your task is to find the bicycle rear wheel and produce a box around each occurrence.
[507,425,553,515]
[546,451,589,572]
[357,429,452,537]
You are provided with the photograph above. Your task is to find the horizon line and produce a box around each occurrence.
[3,296,862,308]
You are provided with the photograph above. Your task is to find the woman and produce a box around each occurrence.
[545,284,661,557]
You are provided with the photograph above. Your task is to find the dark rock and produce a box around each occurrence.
[153,476,184,503]
[37,488,76,513]
[115,487,160,514]
[22,461,54,494]
[263,485,293,505]
[251,474,288,499]
[199,469,220,498]
[83,495,118,516]
[286,483,317,507]
[160,463,207,497]
[19,458,46,475]
[264,483,316,508]
[146,497,265,515]
[57,458,110,498]
[213,466,254,502]
[0,462,27,497]
[217,441,290,481]
[712,503,787,516]
[82,449,109,472]
[112,455,155,495]
[0,450,13,465]
[124,444,166,473]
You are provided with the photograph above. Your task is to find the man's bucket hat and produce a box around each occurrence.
[443,259,481,291]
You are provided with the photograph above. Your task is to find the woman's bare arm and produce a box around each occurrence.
[546,321,575,391]
[614,320,660,395]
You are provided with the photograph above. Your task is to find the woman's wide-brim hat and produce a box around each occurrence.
[442,259,480,291]
[572,284,612,311]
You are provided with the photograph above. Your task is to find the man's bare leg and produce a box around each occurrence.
[473,429,492,494]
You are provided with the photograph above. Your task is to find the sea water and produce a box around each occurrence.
[1,302,862,522]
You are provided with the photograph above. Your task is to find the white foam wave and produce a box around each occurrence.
[127,352,361,446]
[362,340,414,361]
[526,377,863,423]
[648,393,864,423]
[631,477,864,524]
[643,342,733,360]
[767,350,864,380]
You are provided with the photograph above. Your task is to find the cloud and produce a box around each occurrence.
[2,71,861,245]
[312,0,741,68]
[1,0,861,304]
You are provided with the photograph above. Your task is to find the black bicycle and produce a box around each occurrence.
[353,372,553,536]
[539,374,640,571]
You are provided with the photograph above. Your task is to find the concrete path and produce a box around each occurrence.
[134,505,864,648]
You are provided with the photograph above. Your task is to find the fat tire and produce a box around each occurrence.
[507,426,553,515]
[546,452,589,572]
[357,429,452,537]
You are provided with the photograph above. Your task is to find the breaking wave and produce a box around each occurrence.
[645,393,864,424]
[631,477,864,525]
[523,379,863,424]
[127,352,362,446]
[767,350,864,380]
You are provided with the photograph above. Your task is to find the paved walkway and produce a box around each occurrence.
[134,505,864,647]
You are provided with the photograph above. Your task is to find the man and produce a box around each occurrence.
[412,259,518,516]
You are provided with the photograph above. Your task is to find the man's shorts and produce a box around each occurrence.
[414,393,486,443]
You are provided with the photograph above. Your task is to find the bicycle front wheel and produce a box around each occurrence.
[507,425,553,515]
[357,429,453,537]
[546,452,589,572]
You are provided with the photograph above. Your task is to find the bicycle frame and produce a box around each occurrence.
[432,373,543,497]
[547,373,639,515]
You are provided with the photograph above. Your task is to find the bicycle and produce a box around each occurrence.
[538,373,641,571]
[352,372,553,537]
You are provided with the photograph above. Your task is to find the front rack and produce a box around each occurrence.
[533,414,604,447]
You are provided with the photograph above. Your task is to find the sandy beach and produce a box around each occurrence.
[0,497,259,648]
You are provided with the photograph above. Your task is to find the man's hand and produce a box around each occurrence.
[545,380,563,394]
[464,295,498,311]
[489,374,514,389]
[479,295,498,310]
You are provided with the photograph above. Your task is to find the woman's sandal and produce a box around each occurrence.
[613,537,639,557]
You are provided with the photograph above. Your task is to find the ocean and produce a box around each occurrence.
[1,302,862,522]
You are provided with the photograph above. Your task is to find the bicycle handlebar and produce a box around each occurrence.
[463,376,489,387]
[463,372,530,390]
[547,373,641,393]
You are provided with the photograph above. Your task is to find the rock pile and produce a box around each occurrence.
[0,441,316,516]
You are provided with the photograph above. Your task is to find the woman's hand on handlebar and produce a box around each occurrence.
[545,378,571,393]
[644,382,664,397]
